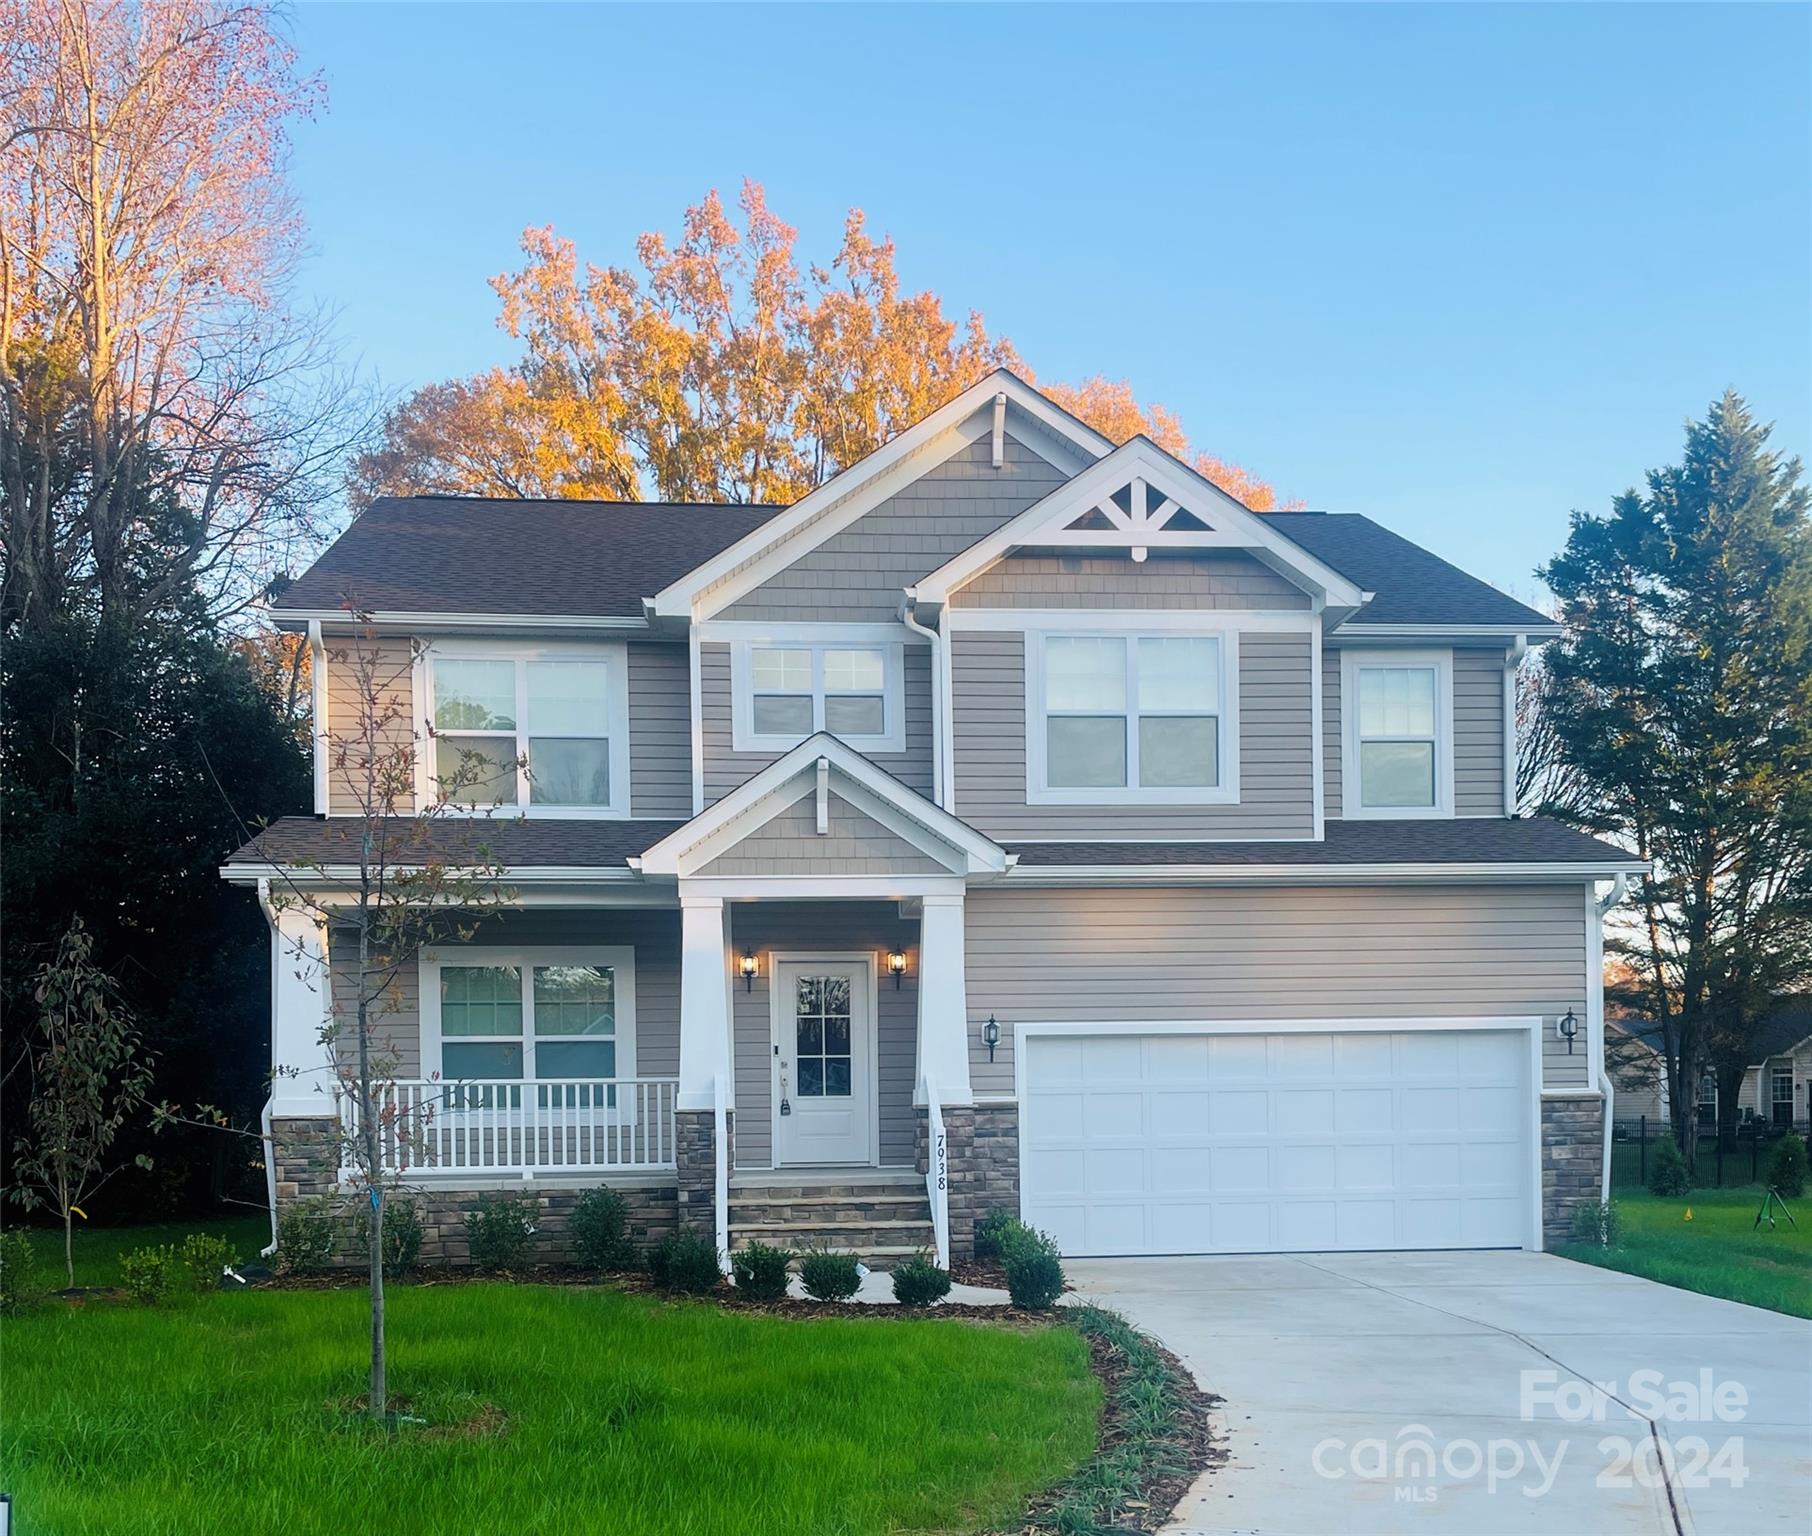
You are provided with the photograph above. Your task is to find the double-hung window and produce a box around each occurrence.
[732,639,904,751]
[1342,650,1452,817]
[1773,1067,1795,1128]
[425,644,628,815]
[1030,631,1233,803]
[426,946,637,1107]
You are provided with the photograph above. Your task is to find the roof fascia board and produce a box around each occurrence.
[1331,622,1563,642]
[650,371,1112,619]
[270,609,651,635]
[912,438,1366,610]
[1000,858,1650,886]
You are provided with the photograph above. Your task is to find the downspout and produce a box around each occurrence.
[902,596,946,809]
[1502,633,1526,817]
[255,879,281,1258]
[308,621,327,816]
[1595,872,1630,1202]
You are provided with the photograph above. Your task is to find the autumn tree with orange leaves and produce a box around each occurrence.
[353,181,1291,512]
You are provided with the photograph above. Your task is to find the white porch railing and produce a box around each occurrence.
[922,1075,950,1269]
[338,1078,679,1179]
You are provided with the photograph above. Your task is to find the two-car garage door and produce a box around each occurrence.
[1020,1027,1534,1256]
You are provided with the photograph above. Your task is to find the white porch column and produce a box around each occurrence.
[677,894,732,1111]
[268,902,334,1118]
[916,893,974,1106]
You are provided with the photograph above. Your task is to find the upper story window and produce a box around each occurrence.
[1027,630,1238,805]
[730,637,905,753]
[1340,649,1453,819]
[421,642,629,817]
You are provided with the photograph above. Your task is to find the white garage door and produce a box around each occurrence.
[1020,1028,1533,1256]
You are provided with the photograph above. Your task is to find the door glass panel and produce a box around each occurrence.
[794,972,853,1100]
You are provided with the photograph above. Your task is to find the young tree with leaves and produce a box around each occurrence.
[8,918,155,1285]
[1539,392,1812,1171]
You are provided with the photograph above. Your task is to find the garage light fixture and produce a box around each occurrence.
[1557,1009,1579,1053]
[982,1015,1001,1063]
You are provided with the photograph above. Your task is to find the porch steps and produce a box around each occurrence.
[727,1176,935,1267]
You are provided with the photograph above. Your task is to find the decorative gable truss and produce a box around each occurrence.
[909,437,1371,614]
[636,733,1009,888]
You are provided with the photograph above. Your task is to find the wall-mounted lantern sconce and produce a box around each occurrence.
[1557,1008,1579,1054]
[887,949,908,989]
[739,950,759,992]
[982,1015,1001,1063]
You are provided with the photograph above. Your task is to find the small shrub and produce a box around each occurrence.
[1647,1133,1691,1197]
[464,1193,539,1271]
[570,1187,638,1271]
[355,1196,424,1279]
[1767,1132,1808,1198]
[890,1252,952,1308]
[0,1230,43,1314]
[648,1228,722,1294]
[177,1233,238,1292]
[798,1248,861,1302]
[1567,1199,1622,1248]
[119,1244,178,1305]
[1006,1246,1065,1310]
[275,1196,337,1274]
[730,1241,793,1301]
[975,1208,1016,1260]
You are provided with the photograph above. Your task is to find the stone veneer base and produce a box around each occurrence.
[1541,1092,1607,1249]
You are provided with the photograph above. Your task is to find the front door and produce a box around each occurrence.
[773,959,874,1166]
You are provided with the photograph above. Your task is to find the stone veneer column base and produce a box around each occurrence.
[675,1107,732,1237]
[1541,1092,1606,1249]
[271,1116,339,1204]
[916,1102,1020,1262]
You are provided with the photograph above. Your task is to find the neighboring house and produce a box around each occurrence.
[226,371,1644,1263]
[1736,1004,1812,1133]
[1604,1017,1669,1130]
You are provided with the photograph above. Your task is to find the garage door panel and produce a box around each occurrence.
[1021,1027,1532,1256]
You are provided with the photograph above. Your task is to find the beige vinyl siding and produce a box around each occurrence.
[698,791,951,877]
[727,902,920,1169]
[963,883,1592,1096]
[1323,645,1344,820]
[720,435,1069,622]
[1454,647,1508,816]
[324,637,417,816]
[699,640,935,805]
[327,909,681,1083]
[950,628,1316,840]
[950,551,1311,610]
[627,642,692,818]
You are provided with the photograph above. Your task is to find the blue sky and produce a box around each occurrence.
[287,3,1809,605]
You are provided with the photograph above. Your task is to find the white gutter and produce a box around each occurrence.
[222,862,647,885]
[272,609,649,633]
[901,599,948,809]
[254,880,281,1258]
[1003,859,1651,887]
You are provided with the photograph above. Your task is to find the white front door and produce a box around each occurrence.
[773,959,874,1166]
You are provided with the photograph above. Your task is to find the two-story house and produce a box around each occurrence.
[226,371,1642,1265]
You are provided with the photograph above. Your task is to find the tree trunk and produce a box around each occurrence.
[63,1205,75,1289]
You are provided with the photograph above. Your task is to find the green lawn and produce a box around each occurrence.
[1558,1187,1812,1319]
[19,1213,271,1289]
[1,1281,1100,1536]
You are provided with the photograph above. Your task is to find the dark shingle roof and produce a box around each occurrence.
[273,496,787,620]
[1006,818,1635,867]
[226,817,685,868]
[1265,512,1553,629]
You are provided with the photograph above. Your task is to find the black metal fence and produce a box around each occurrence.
[1609,1115,1783,1189]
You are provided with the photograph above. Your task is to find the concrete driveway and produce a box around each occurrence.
[1067,1250,1810,1535]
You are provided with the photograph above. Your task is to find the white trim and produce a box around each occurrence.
[1024,628,1241,806]
[946,606,1315,633]
[653,370,1112,620]
[699,620,926,645]
[638,732,1008,878]
[418,943,637,1084]
[1010,1014,1545,1253]
[308,620,328,815]
[1585,884,1604,1092]
[1000,861,1643,886]
[913,437,1366,612]
[727,638,906,755]
[688,626,705,817]
[277,609,649,634]
[681,874,971,900]
[1310,618,1326,839]
[414,637,632,819]
[1340,648,1455,820]
[769,950,881,1168]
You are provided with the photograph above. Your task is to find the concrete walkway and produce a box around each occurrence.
[1066,1250,1811,1535]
